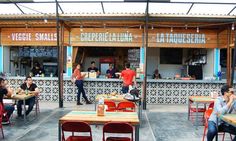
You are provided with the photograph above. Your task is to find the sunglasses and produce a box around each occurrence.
[228,91,234,94]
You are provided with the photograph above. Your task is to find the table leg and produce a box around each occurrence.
[188,99,190,120]
[58,122,61,141]
[95,101,97,111]
[23,99,26,122]
[195,102,199,129]
[138,101,141,120]
[135,124,140,141]
[216,117,218,141]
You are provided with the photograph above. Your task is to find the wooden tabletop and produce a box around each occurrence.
[96,94,128,102]
[220,114,236,127]
[189,96,216,103]
[11,93,35,100]
[59,111,139,125]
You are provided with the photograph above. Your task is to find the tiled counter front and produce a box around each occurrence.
[7,77,226,104]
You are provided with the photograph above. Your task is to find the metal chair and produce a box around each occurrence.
[189,101,206,124]
[104,100,116,112]
[35,95,40,116]
[0,103,4,139]
[202,109,233,141]
[62,121,92,141]
[103,122,133,141]
[117,101,135,112]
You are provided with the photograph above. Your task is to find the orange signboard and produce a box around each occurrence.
[1,28,69,46]
[70,28,143,47]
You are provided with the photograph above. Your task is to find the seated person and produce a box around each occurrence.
[153,69,161,79]
[207,85,236,141]
[87,61,100,75]
[0,77,14,122]
[17,76,39,117]
[31,62,45,77]
[106,64,116,78]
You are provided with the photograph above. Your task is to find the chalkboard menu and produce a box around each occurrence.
[128,49,140,62]
[19,47,58,58]
[128,49,140,68]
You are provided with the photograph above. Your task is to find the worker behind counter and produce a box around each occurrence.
[31,62,45,77]
[106,63,117,78]
[153,69,161,79]
[87,61,100,76]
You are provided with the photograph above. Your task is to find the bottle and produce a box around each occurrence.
[97,98,105,116]
[26,89,28,95]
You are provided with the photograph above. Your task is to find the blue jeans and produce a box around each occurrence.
[207,121,236,141]
[4,104,15,118]
[121,86,129,94]
[17,97,35,116]
[75,80,88,102]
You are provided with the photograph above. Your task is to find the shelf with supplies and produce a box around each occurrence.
[184,49,207,65]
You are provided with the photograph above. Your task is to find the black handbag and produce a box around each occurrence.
[128,88,141,102]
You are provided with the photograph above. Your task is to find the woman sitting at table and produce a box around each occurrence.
[17,76,39,117]
[0,77,14,123]
[207,85,236,141]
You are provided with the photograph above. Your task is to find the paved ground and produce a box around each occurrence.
[1,103,234,141]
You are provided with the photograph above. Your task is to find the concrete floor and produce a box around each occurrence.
[1,103,234,141]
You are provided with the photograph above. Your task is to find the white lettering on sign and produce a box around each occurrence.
[10,32,56,41]
[80,32,133,42]
[156,33,206,44]
[11,33,32,41]
[35,33,57,41]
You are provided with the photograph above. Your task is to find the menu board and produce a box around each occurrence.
[128,49,140,62]
[128,49,140,69]
[19,47,58,58]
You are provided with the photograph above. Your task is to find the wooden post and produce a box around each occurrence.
[143,0,149,110]
[56,0,63,108]
[227,27,232,86]
[231,28,236,86]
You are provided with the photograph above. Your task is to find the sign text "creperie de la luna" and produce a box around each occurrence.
[10,33,57,41]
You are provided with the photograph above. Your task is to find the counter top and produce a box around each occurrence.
[6,76,226,83]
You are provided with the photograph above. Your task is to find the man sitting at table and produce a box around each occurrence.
[17,76,39,117]
[207,85,236,141]
[0,77,15,122]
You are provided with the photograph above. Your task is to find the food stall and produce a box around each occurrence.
[0,1,235,105]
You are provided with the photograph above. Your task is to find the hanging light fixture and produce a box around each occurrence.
[232,23,235,31]
[171,27,173,32]
[80,25,83,32]
[44,18,48,23]
[197,27,199,33]
[152,25,154,30]
[139,25,142,30]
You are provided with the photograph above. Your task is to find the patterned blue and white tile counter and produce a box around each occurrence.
[7,77,227,104]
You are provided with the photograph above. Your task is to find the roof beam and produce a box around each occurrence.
[186,3,194,15]
[0,1,235,5]
[14,3,25,14]
[101,2,105,14]
[227,6,236,15]
[57,2,64,14]
[17,3,44,14]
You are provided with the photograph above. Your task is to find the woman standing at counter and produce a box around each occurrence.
[72,64,92,105]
